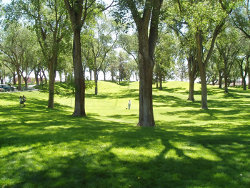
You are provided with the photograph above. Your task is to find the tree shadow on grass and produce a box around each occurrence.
[1,100,249,187]
[0,90,249,187]
[153,94,201,109]
[4,124,248,187]
[86,89,139,100]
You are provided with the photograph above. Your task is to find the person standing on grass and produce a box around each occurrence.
[23,95,26,104]
[20,96,24,107]
[19,95,26,107]
[128,100,131,110]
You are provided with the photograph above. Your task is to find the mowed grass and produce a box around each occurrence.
[0,81,249,188]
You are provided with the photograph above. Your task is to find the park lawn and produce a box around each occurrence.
[0,81,249,188]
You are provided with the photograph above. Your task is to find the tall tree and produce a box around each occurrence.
[116,0,163,126]
[64,0,93,116]
[64,0,109,116]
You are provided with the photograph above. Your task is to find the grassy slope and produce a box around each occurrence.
[0,81,249,188]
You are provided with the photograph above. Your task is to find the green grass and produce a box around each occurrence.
[0,81,249,188]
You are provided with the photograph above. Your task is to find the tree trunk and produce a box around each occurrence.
[42,69,47,84]
[89,69,92,80]
[137,35,155,127]
[72,28,86,116]
[0,74,3,84]
[17,68,22,91]
[224,60,229,93]
[13,72,16,85]
[188,77,195,102]
[247,56,250,89]
[218,70,222,88]
[128,0,162,126]
[233,79,236,87]
[48,58,57,108]
[196,30,208,109]
[187,55,197,102]
[103,71,106,81]
[248,70,250,89]
[159,75,162,90]
[40,73,43,85]
[35,70,40,86]
[156,75,158,89]
[94,69,98,95]
[24,78,28,90]
[224,73,228,93]
[242,76,246,90]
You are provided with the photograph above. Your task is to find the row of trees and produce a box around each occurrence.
[0,0,249,126]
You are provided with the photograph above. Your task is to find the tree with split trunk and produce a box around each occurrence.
[175,0,238,109]
[64,0,111,116]
[115,0,163,126]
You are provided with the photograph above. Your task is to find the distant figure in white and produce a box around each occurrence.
[128,100,131,110]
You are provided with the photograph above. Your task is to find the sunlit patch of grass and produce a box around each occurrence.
[0,81,249,187]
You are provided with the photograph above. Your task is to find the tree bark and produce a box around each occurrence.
[247,55,250,89]
[23,77,28,90]
[48,56,57,108]
[35,70,40,86]
[159,74,162,90]
[196,30,208,109]
[224,60,229,93]
[89,69,92,80]
[17,68,22,91]
[156,75,159,89]
[103,71,106,81]
[42,69,47,84]
[137,33,155,127]
[242,77,246,90]
[187,54,197,101]
[40,72,43,85]
[72,28,86,116]
[224,73,229,93]
[188,77,195,102]
[94,69,98,95]
[219,70,223,88]
[126,0,162,126]
[13,72,16,85]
